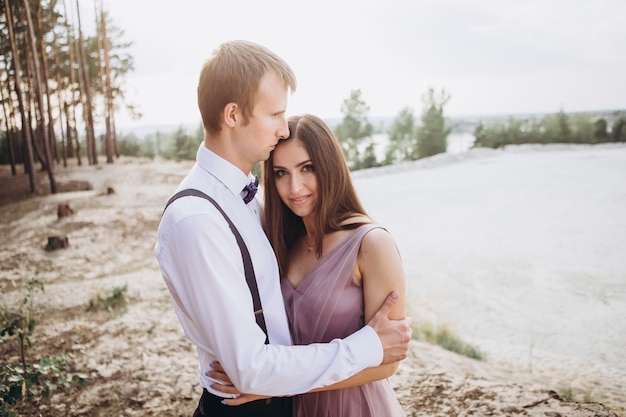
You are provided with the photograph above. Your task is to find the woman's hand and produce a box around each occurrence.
[208,362,271,406]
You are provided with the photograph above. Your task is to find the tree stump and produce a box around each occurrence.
[57,203,74,218]
[46,235,69,251]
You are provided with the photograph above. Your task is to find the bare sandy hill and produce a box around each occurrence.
[1,145,623,416]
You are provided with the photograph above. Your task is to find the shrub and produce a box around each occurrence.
[413,321,485,361]
[0,276,86,415]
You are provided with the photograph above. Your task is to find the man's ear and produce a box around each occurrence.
[223,103,238,128]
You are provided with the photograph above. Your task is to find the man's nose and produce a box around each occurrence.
[278,118,289,139]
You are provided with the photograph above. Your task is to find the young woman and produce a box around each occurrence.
[214,114,407,416]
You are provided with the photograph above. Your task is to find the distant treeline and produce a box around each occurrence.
[472,110,626,148]
[114,124,205,161]
[2,93,624,177]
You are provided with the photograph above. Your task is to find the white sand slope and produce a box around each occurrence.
[353,143,626,405]
[1,145,624,415]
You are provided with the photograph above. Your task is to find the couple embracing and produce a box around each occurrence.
[155,40,411,417]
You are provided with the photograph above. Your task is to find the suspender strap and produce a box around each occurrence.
[164,189,269,344]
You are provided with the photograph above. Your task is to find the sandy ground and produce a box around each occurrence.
[1,144,624,416]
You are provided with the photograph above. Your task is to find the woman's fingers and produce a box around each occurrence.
[209,362,234,385]
[211,382,241,395]
[208,370,233,385]
[221,394,268,406]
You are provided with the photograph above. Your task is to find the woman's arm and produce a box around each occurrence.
[311,226,407,391]
[213,226,408,404]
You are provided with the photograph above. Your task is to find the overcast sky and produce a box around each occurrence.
[89,0,626,131]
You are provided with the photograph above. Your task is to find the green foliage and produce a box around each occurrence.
[473,117,544,148]
[557,109,572,142]
[416,87,451,159]
[556,385,597,404]
[0,277,43,355]
[102,124,207,162]
[54,10,136,117]
[559,386,575,401]
[612,116,626,142]
[171,127,198,160]
[118,133,156,158]
[0,401,16,417]
[117,133,142,157]
[160,125,203,161]
[87,284,128,313]
[360,142,380,169]
[0,3,137,167]
[593,118,609,143]
[251,162,262,179]
[0,276,86,415]
[135,372,149,381]
[334,89,375,170]
[385,107,418,164]
[473,111,625,148]
[383,88,452,162]
[0,355,87,407]
[413,321,485,361]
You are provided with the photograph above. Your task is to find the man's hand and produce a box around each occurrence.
[367,291,413,364]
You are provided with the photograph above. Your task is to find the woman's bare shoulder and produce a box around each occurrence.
[360,225,397,253]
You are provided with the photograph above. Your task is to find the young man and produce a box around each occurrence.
[155,40,412,417]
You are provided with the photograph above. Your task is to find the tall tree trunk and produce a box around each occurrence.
[103,5,116,160]
[0,53,18,175]
[64,103,73,166]
[75,0,97,165]
[103,11,118,159]
[112,117,119,157]
[23,0,57,193]
[21,44,44,167]
[0,83,18,175]
[50,0,68,167]
[34,0,59,163]
[95,0,113,163]
[4,0,39,194]
[62,0,78,161]
[72,25,88,165]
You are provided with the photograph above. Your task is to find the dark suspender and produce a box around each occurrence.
[163,189,269,344]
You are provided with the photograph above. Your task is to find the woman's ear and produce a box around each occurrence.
[223,102,238,128]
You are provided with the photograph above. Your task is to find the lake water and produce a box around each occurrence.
[371,132,476,161]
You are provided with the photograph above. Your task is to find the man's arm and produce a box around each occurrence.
[208,292,410,404]
[157,202,410,397]
[209,227,412,404]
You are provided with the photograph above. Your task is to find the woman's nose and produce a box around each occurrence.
[290,174,302,193]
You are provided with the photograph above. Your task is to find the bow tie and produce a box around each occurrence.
[242,176,259,204]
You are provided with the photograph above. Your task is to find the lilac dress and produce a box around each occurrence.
[281,224,405,417]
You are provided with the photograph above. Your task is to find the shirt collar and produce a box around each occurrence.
[196,144,255,198]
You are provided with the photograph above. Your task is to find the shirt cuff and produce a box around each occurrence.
[344,325,383,368]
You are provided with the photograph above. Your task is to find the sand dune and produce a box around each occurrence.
[354,143,626,410]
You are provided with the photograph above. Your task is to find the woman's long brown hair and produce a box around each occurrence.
[263,114,368,276]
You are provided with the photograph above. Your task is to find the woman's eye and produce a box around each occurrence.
[303,164,314,172]
[274,170,286,177]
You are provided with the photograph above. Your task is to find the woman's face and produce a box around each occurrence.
[271,138,318,219]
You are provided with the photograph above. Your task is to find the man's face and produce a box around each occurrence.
[233,71,290,172]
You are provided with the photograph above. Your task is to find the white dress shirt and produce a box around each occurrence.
[155,144,383,397]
